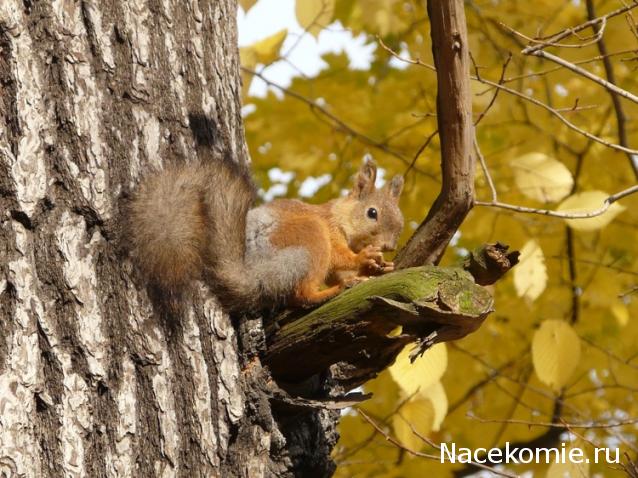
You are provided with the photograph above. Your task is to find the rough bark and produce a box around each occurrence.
[0,1,335,477]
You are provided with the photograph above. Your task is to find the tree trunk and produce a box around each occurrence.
[0,1,336,476]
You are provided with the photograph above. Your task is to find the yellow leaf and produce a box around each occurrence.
[387,325,403,337]
[375,10,391,36]
[611,303,629,327]
[388,343,447,397]
[296,0,335,37]
[557,190,626,232]
[251,29,288,65]
[418,381,447,432]
[511,153,574,203]
[532,320,581,391]
[546,444,590,478]
[239,29,287,97]
[239,0,258,13]
[513,240,547,301]
[391,398,434,451]
[362,371,400,419]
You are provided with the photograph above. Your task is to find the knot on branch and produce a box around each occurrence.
[464,242,520,286]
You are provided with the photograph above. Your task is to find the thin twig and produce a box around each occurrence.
[501,18,607,48]
[452,344,583,416]
[469,414,638,429]
[333,391,421,462]
[550,255,638,277]
[375,38,638,156]
[528,49,638,105]
[619,285,638,299]
[477,77,638,155]
[474,184,638,219]
[522,1,638,54]
[502,48,638,84]
[242,67,437,180]
[405,129,439,177]
[474,54,511,126]
[586,0,638,180]
[581,335,638,371]
[377,36,436,71]
[357,409,439,460]
[357,410,518,478]
[474,136,497,202]
[447,358,518,414]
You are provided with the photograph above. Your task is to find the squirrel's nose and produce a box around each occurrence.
[382,244,395,252]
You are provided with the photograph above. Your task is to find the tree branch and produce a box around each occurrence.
[264,265,496,388]
[585,0,638,180]
[380,30,638,156]
[521,1,638,55]
[357,410,518,478]
[525,49,638,105]
[475,184,638,219]
[395,0,475,268]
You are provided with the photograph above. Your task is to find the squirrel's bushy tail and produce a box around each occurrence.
[125,159,259,311]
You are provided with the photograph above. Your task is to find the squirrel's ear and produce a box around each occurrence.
[386,175,404,200]
[350,158,377,198]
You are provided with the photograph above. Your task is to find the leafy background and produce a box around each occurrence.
[239,0,638,476]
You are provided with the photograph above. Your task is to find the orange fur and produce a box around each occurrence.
[266,158,404,306]
[125,157,404,311]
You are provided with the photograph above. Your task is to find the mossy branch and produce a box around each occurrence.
[264,243,518,389]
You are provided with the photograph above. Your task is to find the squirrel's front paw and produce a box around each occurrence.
[358,245,383,272]
[358,245,395,275]
[379,261,394,274]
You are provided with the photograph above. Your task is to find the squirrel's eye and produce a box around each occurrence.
[367,207,378,220]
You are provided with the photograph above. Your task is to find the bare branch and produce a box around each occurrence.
[475,184,638,219]
[376,36,638,156]
[527,49,638,105]
[502,48,638,84]
[377,36,436,71]
[405,128,439,177]
[395,0,475,268]
[522,1,638,55]
[581,336,638,371]
[474,137,497,203]
[500,18,607,48]
[477,77,638,155]
[474,54,511,127]
[357,410,439,460]
[469,414,638,429]
[357,410,518,478]
[585,0,638,180]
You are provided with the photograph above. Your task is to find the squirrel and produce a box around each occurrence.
[125,156,404,312]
